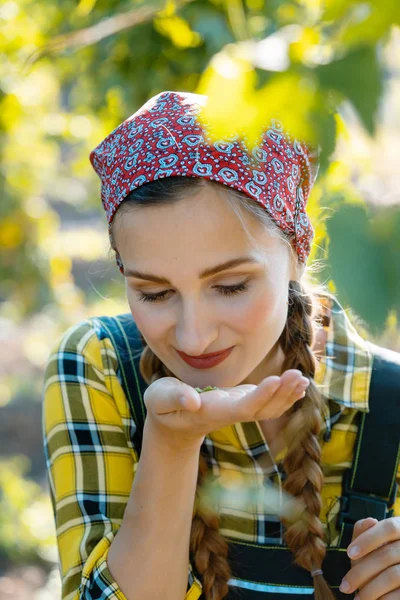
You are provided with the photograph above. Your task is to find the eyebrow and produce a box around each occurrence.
[124,257,260,284]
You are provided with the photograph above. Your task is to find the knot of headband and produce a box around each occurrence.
[90,90,319,273]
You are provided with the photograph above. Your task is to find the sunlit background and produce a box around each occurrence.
[1,0,400,597]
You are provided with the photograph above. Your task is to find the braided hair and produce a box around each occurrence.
[279,281,336,600]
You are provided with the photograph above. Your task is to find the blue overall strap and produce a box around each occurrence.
[94,313,148,454]
[338,343,400,547]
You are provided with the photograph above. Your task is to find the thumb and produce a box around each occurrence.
[179,386,203,411]
[144,378,201,414]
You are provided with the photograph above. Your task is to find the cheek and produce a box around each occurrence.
[236,289,287,335]
[126,293,160,341]
[128,307,165,343]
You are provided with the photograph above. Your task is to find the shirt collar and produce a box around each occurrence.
[314,293,373,413]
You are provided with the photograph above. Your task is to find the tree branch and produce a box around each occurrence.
[24,0,195,69]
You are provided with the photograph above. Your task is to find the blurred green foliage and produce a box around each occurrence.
[323,202,400,329]
[0,456,56,566]
[1,0,400,580]
[1,0,399,330]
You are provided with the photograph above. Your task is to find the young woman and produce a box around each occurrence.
[42,91,400,600]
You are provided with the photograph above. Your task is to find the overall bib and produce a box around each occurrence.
[95,314,400,600]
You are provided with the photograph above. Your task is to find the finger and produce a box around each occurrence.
[351,518,379,545]
[347,518,400,561]
[352,564,400,600]
[256,379,310,419]
[340,539,400,595]
[349,519,379,577]
[228,375,283,422]
[377,588,400,599]
[186,371,305,425]
[180,384,231,411]
[253,371,310,420]
[218,384,258,396]
[230,370,307,422]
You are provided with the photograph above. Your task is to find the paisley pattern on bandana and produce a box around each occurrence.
[90,91,318,273]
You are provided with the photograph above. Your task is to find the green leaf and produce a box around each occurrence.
[195,386,219,392]
[315,46,382,135]
[326,203,391,331]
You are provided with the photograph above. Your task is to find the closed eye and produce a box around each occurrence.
[135,281,251,304]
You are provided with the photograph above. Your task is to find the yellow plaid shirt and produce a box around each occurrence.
[42,294,400,599]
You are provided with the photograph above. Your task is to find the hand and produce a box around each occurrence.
[339,516,400,599]
[143,369,310,450]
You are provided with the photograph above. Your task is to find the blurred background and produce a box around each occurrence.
[1,0,400,598]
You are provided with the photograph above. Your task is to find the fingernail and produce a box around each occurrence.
[348,545,360,558]
[339,579,350,593]
[299,380,309,388]
[354,596,360,600]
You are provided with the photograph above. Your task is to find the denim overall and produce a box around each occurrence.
[96,314,400,600]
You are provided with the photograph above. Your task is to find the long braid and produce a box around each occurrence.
[278,281,335,599]
[138,336,232,600]
[190,456,232,600]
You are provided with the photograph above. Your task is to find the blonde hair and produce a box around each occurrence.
[110,177,335,600]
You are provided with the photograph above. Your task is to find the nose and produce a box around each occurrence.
[175,300,215,356]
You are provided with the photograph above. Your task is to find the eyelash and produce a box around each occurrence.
[136,281,251,304]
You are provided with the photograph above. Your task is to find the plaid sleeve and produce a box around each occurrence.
[42,319,202,600]
[42,319,136,600]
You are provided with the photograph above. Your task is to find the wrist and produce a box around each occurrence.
[143,416,204,456]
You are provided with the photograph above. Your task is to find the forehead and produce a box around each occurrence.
[114,186,288,276]
[113,186,262,245]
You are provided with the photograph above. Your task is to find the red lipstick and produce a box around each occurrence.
[177,347,234,369]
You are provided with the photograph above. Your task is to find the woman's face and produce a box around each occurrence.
[113,183,299,389]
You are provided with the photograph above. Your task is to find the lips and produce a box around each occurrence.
[179,347,233,359]
[177,347,234,370]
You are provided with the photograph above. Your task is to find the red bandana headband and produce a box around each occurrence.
[90,90,319,273]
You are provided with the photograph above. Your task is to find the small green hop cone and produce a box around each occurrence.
[195,385,219,393]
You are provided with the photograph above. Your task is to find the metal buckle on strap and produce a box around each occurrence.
[337,471,398,529]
